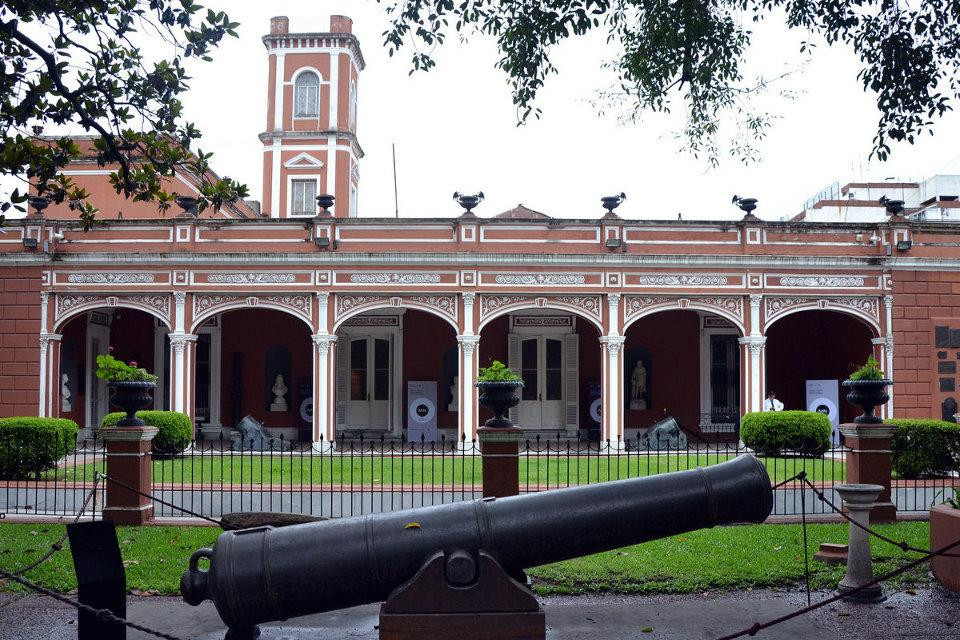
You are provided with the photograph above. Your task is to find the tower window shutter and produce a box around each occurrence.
[335,338,348,428]
[507,333,521,425]
[564,334,579,431]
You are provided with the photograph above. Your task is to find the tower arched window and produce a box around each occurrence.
[294,71,320,118]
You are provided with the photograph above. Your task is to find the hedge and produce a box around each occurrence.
[0,417,79,480]
[740,411,832,456]
[100,411,191,456]
[888,419,960,479]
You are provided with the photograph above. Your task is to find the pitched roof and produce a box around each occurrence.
[494,204,551,220]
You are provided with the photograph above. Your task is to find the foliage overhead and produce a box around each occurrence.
[0,1,247,227]
[379,0,960,165]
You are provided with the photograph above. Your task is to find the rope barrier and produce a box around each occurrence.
[0,567,186,640]
[96,472,237,529]
[12,474,101,576]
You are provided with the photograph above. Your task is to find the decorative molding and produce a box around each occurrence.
[634,274,728,286]
[312,334,337,354]
[65,272,155,284]
[493,273,586,285]
[478,294,602,324]
[207,272,296,284]
[480,295,526,318]
[622,296,672,322]
[457,334,481,356]
[513,316,573,327]
[342,315,399,327]
[125,294,171,319]
[462,292,476,305]
[777,275,865,288]
[600,335,626,355]
[764,296,880,326]
[688,296,743,321]
[194,294,242,317]
[348,272,441,284]
[262,294,312,319]
[622,295,743,326]
[553,295,602,321]
[193,293,311,323]
[173,291,187,305]
[56,294,100,318]
[335,294,384,318]
[407,294,458,322]
[54,293,171,324]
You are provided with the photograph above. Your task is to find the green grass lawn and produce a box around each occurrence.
[0,521,927,596]
[50,452,845,487]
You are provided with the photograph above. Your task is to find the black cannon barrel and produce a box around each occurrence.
[181,454,771,630]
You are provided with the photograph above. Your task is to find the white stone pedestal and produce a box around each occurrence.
[835,483,886,603]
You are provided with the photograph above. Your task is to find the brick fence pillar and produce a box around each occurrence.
[478,426,522,498]
[101,426,157,525]
[839,423,897,523]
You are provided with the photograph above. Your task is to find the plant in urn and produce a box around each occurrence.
[96,351,158,427]
[842,356,892,424]
[476,360,523,428]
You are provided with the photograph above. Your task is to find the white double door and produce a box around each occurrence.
[518,336,565,429]
[346,335,392,430]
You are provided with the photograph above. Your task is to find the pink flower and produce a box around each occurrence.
[129,361,137,367]
[108,346,114,353]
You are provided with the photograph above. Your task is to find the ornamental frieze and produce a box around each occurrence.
[65,272,155,284]
[623,295,743,323]
[479,295,526,318]
[622,296,672,322]
[777,275,865,288]
[348,273,441,284]
[206,272,296,284]
[688,296,743,320]
[335,294,384,318]
[553,295,602,321]
[478,294,601,321]
[633,274,728,287]
[194,294,312,322]
[54,293,171,322]
[764,296,880,325]
[493,273,586,285]
[407,295,459,322]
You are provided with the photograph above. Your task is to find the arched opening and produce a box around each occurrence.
[478,309,602,436]
[623,310,743,441]
[57,307,162,437]
[333,308,458,441]
[206,308,313,441]
[294,70,320,117]
[765,310,876,424]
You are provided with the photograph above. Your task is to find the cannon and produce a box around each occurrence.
[181,454,772,640]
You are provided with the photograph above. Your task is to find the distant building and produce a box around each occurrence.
[1,16,959,448]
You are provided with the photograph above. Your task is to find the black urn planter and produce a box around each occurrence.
[842,379,892,424]
[109,381,156,427]
[476,381,523,428]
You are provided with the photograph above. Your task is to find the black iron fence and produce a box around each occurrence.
[1,431,956,520]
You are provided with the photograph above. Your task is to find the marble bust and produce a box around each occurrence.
[448,376,459,412]
[629,360,647,410]
[269,374,288,412]
[61,374,72,412]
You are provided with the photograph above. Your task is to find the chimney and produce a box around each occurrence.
[330,15,353,34]
[270,16,289,35]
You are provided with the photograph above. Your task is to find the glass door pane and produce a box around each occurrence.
[544,338,563,401]
[521,338,538,401]
[350,339,368,401]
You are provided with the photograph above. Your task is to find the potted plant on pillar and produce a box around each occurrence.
[96,352,159,427]
[842,356,892,424]
[931,488,960,592]
[476,360,523,428]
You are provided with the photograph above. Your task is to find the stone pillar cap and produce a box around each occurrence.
[835,483,884,504]
[100,426,159,441]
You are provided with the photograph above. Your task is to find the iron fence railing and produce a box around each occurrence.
[1,431,956,521]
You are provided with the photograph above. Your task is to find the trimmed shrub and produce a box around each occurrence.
[0,417,79,480]
[100,410,191,455]
[889,419,960,479]
[740,411,832,456]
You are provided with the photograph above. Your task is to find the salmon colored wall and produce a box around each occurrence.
[624,311,701,433]
[0,267,41,417]
[218,309,312,430]
[765,310,873,424]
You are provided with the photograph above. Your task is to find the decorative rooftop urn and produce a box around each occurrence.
[842,379,892,424]
[476,381,523,428]
[109,381,156,427]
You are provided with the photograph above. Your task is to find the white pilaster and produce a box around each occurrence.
[462,292,476,335]
[273,52,285,131]
[312,333,337,449]
[607,293,621,336]
[883,294,894,418]
[329,52,339,130]
[271,139,282,217]
[317,292,330,333]
[457,334,481,446]
[599,335,626,450]
[38,291,50,416]
[739,336,766,414]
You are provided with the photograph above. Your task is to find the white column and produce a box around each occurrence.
[744,294,765,413]
[462,292,476,335]
[38,292,49,416]
[607,293,621,336]
[457,334,480,447]
[169,292,188,414]
[329,52,340,130]
[317,292,330,333]
[599,335,626,449]
[312,334,337,450]
[884,294,894,418]
[273,52,285,131]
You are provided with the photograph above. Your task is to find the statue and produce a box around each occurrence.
[269,374,288,412]
[61,374,72,412]
[629,360,647,410]
[448,376,459,412]
[231,415,292,451]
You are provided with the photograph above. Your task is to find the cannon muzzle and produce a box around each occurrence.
[182,454,771,632]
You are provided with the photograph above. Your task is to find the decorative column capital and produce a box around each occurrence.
[312,333,337,353]
[457,334,481,355]
[173,291,187,305]
[38,332,62,352]
[462,292,476,305]
[169,333,197,353]
[607,293,621,307]
[885,335,894,352]
[316,292,330,304]
[883,294,894,308]
[599,335,626,355]
[738,335,766,355]
[40,291,49,304]
[749,293,762,309]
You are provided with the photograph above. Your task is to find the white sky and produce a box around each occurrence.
[28,1,960,221]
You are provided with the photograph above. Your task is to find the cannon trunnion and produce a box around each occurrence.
[182,454,773,639]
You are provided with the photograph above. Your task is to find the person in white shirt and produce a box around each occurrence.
[764,391,784,412]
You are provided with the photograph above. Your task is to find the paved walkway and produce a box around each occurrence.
[2,587,958,639]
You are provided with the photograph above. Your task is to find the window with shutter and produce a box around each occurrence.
[291,179,317,216]
[563,334,579,431]
[507,333,521,425]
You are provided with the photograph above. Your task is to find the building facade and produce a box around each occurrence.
[1,16,958,447]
